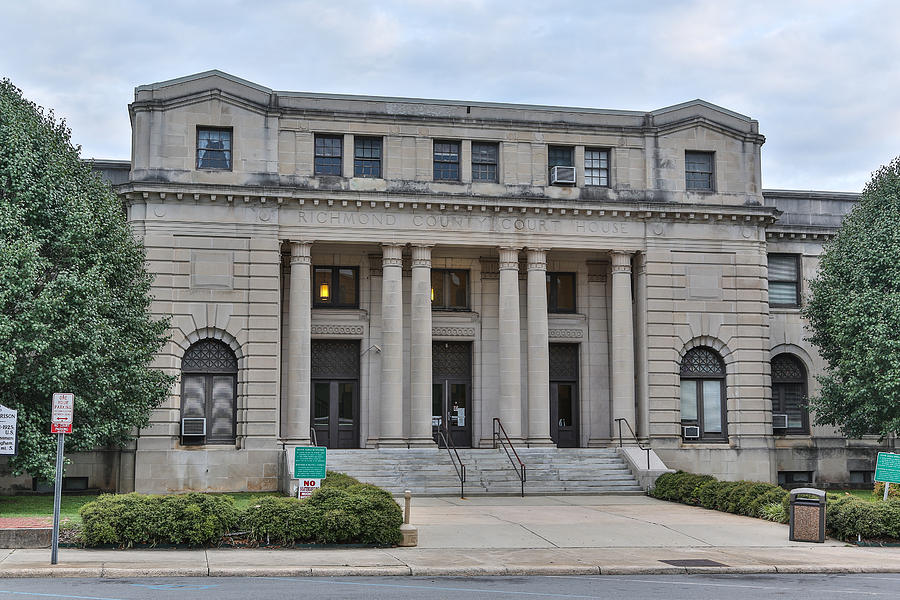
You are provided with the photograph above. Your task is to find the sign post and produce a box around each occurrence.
[49,393,74,565]
[293,446,326,499]
[875,452,900,501]
[0,405,17,457]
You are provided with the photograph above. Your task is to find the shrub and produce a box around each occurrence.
[321,471,361,489]
[241,496,318,545]
[874,481,900,499]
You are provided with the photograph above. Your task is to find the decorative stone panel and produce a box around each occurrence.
[549,329,584,339]
[310,325,364,336]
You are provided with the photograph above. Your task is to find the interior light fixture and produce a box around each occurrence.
[319,283,330,300]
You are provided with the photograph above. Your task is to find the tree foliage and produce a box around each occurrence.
[805,156,900,438]
[0,79,173,481]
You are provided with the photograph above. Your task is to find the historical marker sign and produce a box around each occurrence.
[0,405,17,456]
[50,393,74,434]
[875,452,900,484]
[293,446,327,479]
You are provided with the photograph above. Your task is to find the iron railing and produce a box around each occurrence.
[614,417,651,470]
[492,418,526,497]
[309,428,318,447]
[436,425,466,498]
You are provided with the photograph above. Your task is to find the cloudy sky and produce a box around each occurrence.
[2,0,897,192]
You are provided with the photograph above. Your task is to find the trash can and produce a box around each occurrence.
[789,487,826,543]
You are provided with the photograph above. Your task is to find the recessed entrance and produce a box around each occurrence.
[550,343,579,448]
[311,339,360,448]
[432,341,472,447]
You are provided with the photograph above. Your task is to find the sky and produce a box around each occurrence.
[2,0,898,193]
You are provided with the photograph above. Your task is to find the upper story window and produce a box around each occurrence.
[434,141,460,181]
[584,148,609,186]
[547,272,576,313]
[314,135,343,176]
[196,127,232,170]
[685,151,714,191]
[548,146,574,184]
[768,254,801,307]
[471,142,499,183]
[680,347,727,441]
[431,269,469,310]
[354,137,382,178]
[313,266,359,308]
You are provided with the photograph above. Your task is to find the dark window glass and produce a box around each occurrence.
[768,254,800,307]
[771,353,809,434]
[584,148,609,186]
[547,272,576,313]
[315,135,343,175]
[548,145,574,179]
[434,141,460,181]
[313,266,358,308]
[431,269,469,309]
[196,128,232,170]
[354,137,382,178]
[180,339,237,444]
[685,151,714,190]
[679,347,727,441]
[314,382,330,427]
[472,142,498,182]
[778,471,813,485]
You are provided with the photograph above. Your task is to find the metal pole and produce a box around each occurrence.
[885,482,891,502]
[50,432,64,565]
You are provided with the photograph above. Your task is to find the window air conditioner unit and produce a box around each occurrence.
[772,414,789,430]
[181,417,207,436]
[550,165,576,185]
[682,425,701,440]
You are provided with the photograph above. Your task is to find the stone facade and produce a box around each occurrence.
[1,70,892,494]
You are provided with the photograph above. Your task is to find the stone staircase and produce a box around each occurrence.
[324,447,644,495]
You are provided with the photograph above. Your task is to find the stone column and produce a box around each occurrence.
[634,253,650,440]
[409,244,435,446]
[286,241,312,445]
[610,251,636,432]
[498,247,523,441]
[526,248,554,446]
[379,243,406,446]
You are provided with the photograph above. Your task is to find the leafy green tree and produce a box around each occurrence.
[805,156,900,438]
[0,79,173,482]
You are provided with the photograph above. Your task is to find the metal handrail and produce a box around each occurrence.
[614,417,651,470]
[492,418,526,497]
[436,425,466,498]
[309,428,318,447]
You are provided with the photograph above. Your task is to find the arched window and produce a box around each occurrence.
[680,347,727,441]
[181,339,238,444]
[771,353,809,435]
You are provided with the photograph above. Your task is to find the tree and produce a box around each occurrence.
[805,156,900,439]
[0,79,174,482]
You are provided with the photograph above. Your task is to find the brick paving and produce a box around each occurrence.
[0,517,52,529]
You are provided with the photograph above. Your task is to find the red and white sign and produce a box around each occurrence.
[297,478,321,499]
[50,393,74,434]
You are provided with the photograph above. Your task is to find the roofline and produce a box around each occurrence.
[135,70,273,94]
[763,188,860,200]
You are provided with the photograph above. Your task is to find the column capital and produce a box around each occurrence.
[498,247,521,270]
[382,243,404,267]
[289,241,312,265]
[610,250,633,274]
[526,248,548,271]
[410,244,433,268]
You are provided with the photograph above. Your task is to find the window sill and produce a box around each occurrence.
[770,306,802,312]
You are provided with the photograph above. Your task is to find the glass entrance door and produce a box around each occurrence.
[312,380,359,448]
[432,379,471,447]
[550,382,578,447]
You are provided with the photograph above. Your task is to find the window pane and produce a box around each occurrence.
[584,149,608,187]
[550,273,576,312]
[197,128,232,170]
[354,137,382,178]
[472,142,498,182]
[680,381,698,421]
[314,268,333,305]
[702,380,722,433]
[315,135,342,175]
[209,375,235,441]
[450,383,466,426]
[182,375,206,418]
[431,270,445,308]
[314,383,330,427]
[432,383,443,427]
[548,146,574,168]
[338,268,357,306]
[685,151,713,190]
[768,255,798,280]
[557,383,573,427]
[338,382,354,428]
[448,270,468,308]
[770,282,798,306]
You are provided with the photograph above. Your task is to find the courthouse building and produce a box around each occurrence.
[3,70,891,494]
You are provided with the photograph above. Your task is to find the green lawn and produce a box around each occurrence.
[836,489,879,501]
[0,492,283,523]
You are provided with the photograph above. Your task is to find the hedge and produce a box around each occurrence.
[78,471,403,548]
[650,470,900,543]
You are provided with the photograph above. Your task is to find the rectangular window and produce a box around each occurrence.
[471,142,499,182]
[547,272,576,313]
[584,148,609,186]
[685,151,714,190]
[777,471,813,485]
[313,266,359,308]
[314,135,343,176]
[431,269,469,309]
[196,127,232,170]
[433,141,460,181]
[354,137,382,178]
[768,254,801,307]
[548,145,574,176]
[849,470,875,484]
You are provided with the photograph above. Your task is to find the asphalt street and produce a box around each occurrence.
[2,574,900,600]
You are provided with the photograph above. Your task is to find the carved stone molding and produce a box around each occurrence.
[587,260,609,283]
[549,329,584,339]
[479,257,499,279]
[432,327,475,337]
[311,325,364,336]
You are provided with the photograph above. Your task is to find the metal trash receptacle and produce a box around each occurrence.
[789,487,826,542]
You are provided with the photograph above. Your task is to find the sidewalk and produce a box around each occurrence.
[3,495,900,577]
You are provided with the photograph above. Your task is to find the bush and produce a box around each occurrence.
[238,496,318,545]
[79,493,238,547]
[321,471,361,489]
[827,496,900,542]
[874,481,900,500]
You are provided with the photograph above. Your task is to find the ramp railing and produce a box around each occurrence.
[492,418,526,497]
[436,425,466,498]
[614,417,651,470]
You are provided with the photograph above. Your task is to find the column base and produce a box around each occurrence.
[526,437,556,448]
[282,437,312,447]
[377,438,409,448]
[407,437,437,448]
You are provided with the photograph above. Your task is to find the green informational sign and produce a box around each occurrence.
[875,452,900,484]
[293,446,327,479]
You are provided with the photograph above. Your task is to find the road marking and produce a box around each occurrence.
[547,576,887,596]
[0,592,127,600]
